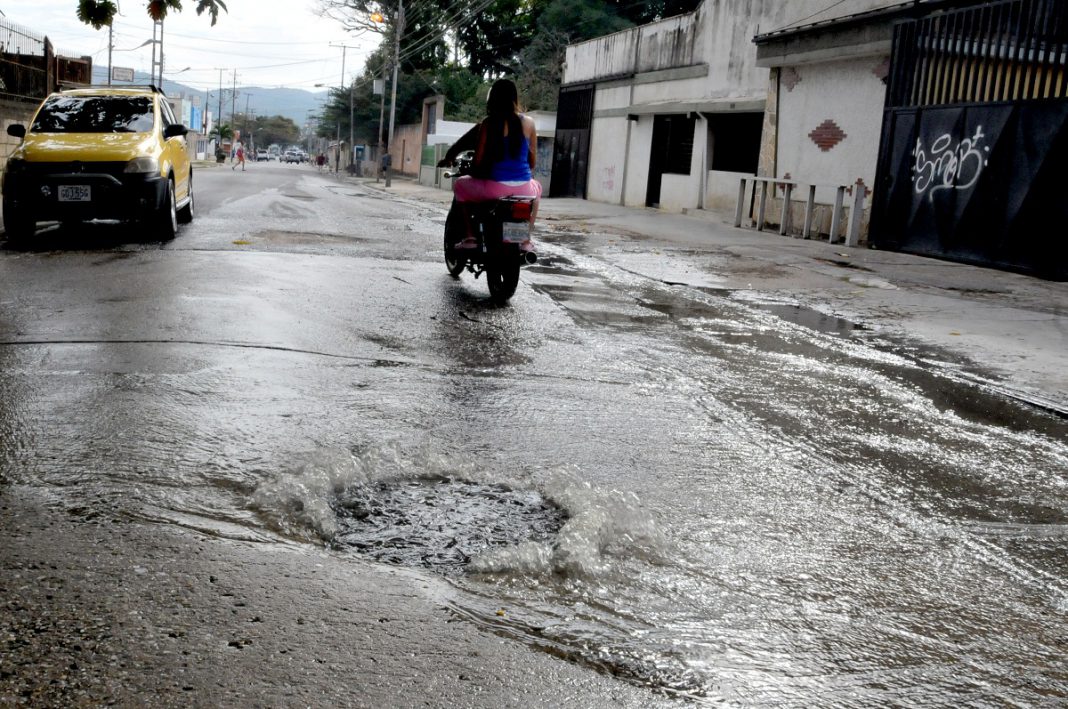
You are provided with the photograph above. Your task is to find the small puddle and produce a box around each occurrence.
[330,478,566,573]
[756,302,862,336]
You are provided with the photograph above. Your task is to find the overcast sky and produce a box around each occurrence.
[4,0,379,93]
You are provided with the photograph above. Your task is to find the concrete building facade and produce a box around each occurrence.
[557,0,907,221]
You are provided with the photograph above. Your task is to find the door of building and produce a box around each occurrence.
[646,114,695,208]
[550,85,594,198]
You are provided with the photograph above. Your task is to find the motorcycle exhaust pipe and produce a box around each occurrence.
[521,250,538,265]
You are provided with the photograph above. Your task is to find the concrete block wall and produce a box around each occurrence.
[389,123,423,177]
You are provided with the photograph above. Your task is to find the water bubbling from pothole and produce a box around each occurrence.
[330,478,566,573]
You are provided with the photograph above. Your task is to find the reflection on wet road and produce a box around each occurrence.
[1,165,1065,704]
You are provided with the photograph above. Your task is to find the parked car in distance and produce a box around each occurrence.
[256,149,269,161]
[3,85,193,242]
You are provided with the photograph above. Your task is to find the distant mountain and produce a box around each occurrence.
[90,67,325,127]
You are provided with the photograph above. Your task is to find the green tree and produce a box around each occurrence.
[248,115,301,148]
[611,0,702,25]
[315,0,704,124]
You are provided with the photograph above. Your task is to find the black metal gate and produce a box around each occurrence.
[550,85,594,198]
[871,0,1068,279]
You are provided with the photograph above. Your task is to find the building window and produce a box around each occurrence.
[708,112,762,173]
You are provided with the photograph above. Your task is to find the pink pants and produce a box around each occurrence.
[453,176,542,203]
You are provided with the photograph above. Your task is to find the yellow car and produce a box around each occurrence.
[3,85,193,242]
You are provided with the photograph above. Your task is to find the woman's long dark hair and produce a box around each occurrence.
[483,79,524,162]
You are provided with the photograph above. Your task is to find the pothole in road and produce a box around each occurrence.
[329,478,566,574]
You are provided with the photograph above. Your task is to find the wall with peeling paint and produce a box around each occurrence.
[624,120,654,207]
[587,117,629,204]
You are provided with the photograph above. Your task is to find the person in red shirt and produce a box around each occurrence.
[232,142,246,172]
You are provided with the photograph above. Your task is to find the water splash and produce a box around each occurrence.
[249,445,670,581]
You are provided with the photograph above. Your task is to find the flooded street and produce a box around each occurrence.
[2,164,1066,705]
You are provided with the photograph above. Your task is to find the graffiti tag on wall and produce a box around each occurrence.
[534,138,553,179]
[601,165,616,193]
[912,126,990,202]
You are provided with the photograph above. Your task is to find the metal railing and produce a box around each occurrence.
[734,176,868,247]
[1,18,92,103]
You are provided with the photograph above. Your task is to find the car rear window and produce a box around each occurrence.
[31,95,155,134]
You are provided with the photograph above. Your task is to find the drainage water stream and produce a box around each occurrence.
[1,241,1065,704]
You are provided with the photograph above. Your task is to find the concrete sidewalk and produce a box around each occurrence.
[358,174,1068,416]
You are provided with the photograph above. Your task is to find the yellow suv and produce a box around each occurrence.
[3,85,193,242]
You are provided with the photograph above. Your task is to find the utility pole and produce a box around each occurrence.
[230,69,238,130]
[331,42,362,176]
[216,68,225,156]
[157,19,164,87]
[350,81,355,175]
[377,63,385,183]
[107,21,113,86]
[386,0,405,188]
[244,93,252,149]
[149,19,164,87]
[337,46,345,173]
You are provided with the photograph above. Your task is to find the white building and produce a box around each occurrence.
[556,0,905,218]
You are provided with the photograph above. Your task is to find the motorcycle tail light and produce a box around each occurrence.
[509,200,533,221]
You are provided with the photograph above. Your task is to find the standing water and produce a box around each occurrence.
[1,239,1065,704]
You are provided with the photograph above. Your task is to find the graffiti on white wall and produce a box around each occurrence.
[534,138,553,179]
[600,165,617,193]
[912,125,990,202]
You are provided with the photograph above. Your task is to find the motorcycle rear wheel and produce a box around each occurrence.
[486,251,520,304]
[443,202,465,277]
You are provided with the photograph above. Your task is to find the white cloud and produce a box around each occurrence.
[5,0,379,91]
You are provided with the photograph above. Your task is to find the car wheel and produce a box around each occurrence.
[157,177,178,240]
[177,172,194,224]
[2,202,35,244]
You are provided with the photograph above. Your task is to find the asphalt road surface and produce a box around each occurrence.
[2,160,1066,706]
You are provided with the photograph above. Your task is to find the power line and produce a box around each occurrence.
[396,0,497,66]
[771,0,853,33]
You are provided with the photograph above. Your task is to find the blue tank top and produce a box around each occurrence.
[490,132,532,182]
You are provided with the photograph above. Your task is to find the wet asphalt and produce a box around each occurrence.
[1,161,1066,706]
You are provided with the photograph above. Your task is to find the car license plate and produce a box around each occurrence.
[502,222,530,244]
[58,185,91,202]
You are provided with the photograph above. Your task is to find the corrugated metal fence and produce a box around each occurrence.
[872,0,1068,279]
[886,0,1067,107]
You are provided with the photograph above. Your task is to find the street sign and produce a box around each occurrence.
[111,66,135,82]
[373,79,384,95]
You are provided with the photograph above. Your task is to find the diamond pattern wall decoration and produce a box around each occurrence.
[809,119,847,151]
[782,66,802,92]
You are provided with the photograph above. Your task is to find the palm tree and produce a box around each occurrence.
[215,123,233,161]
[77,1,227,29]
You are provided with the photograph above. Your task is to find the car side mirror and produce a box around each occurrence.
[7,124,26,139]
[163,124,188,139]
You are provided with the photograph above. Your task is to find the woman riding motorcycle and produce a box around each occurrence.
[438,79,540,250]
